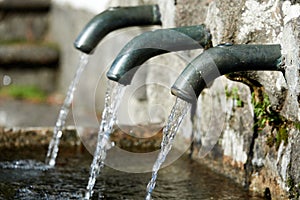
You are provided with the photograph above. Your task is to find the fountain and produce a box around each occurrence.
[103,24,212,199]
[0,30,278,200]
[45,4,162,167]
[145,43,284,198]
[82,24,212,199]
[0,1,293,199]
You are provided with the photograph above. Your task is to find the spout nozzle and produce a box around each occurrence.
[171,86,196,104]
[74,5,162,54]
[106,73,120,82]
[107,24,212,85]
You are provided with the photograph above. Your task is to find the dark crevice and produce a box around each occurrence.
[244,110,259,189]
[189,101,197,159]
[264,187,272,200]
[0,0,51,12]
[243,86,264,189]
[289,0,300,5]
[226,73,264,189]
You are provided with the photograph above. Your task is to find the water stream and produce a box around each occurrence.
[45,53,89,167]
[145,98,191,200]
[84,81,125,200]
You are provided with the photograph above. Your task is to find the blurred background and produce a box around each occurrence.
[0,0,161,127]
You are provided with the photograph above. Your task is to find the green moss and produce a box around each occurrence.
[275,128,289,149]
[0,85,46,102]
[251,91,289,150]
[287,177,294,188]
[252,92,271,129]
[287,177,300,199]
[266,135,275,147]
[294,122,300,131]
[225,86,244,107]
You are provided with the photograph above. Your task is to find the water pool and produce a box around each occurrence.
[0,146,264,199]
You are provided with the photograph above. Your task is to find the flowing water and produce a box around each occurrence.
[0,146,264,199]
[146,98,191,200]
[45,53,89,167]
[85,81,125,200]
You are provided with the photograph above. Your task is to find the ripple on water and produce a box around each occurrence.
[0,160,52,171]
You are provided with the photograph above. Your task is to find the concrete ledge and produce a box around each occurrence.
[0,0,51,12]
[0,125,163,153]
[0,126,79,148]
[0,43,59,68]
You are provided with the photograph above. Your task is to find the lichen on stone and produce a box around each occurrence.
[238,0,282,42]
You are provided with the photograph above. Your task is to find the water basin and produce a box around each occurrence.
[0,127,264,199]
[0,146,264,199]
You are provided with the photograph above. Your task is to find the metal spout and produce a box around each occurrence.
[74,5,162,54]
[171,44,283,103]
[106,25,212,85]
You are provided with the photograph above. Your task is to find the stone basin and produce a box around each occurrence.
[0,125,163,153]
[0,126,264,199]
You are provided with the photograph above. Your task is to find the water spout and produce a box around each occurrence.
[46,5,161,167]
[74,5,162,54]
[171,44,284,103]
[106,25,212,85]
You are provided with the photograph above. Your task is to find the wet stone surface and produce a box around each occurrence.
[77,125,164,153]
[0,126,163,153]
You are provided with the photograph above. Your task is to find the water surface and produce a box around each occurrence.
[0,146,263,199]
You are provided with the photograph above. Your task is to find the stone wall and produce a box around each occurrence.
[155,0,300,199]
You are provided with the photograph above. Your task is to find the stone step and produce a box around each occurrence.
[0,43,59,92]
[0,0,51,41]
[0,0,51,12]
[0,43,59,67]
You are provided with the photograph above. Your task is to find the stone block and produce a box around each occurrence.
[0,43,59,67]
[0,0,51,12]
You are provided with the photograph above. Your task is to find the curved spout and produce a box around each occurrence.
[171,44,283,103]
[74,5,162,54]
[106,25,212,85]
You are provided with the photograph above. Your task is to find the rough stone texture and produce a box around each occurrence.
[280,2,300,122]
[289,129,300,198]
[0,126,79,148]
[175,0,210,27]
[0,125,163,154]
